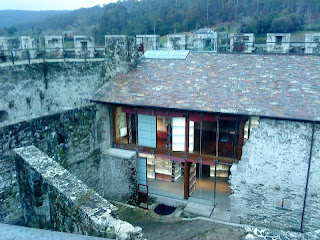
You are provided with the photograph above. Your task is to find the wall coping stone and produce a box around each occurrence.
[102,148,136,159]
[0,104,95,128]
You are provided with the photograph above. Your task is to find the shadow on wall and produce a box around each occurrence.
[0,111,9,122]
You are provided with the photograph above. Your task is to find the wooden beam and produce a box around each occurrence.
[126,113,130,144]
[112,106,117,146]
[114,143,234,165]
[185,115,189,153]
[184,162,190,199]
[237,119,245,160]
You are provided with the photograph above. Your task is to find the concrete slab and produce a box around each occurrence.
[188,197,215,206]
[0,223,111,240]
[210,207,231,221]
[103,148,136,159]
[184,202,214,217]
[150,193,188,207]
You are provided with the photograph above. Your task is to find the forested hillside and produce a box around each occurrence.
[0,10,68,28]
[1,0,320,44]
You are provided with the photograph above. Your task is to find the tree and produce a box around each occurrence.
[7,26,17,36]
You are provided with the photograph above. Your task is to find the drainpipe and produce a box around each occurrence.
[300,122,315,233]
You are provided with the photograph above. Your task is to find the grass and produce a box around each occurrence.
[160,35,167,48]
[64,40,74,48]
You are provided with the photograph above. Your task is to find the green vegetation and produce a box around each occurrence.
[160,36,167,48]
[1,0,320,44]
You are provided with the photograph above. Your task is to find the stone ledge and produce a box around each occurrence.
[102,148,136,159]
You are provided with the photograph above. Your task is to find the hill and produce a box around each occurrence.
[0,10,69,28]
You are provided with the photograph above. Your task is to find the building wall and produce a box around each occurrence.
[105,35,139,81]
[99,148,138,203]
[44,36,64,58]
[303,124,320,232]
[136,35,160,51]
[305,33,320,54]
[229,118,320,232]
[267,33,291,53]
[74,36,95,58]
[0,61,106,123]
[167,35,187,50]
[230,33,255,53]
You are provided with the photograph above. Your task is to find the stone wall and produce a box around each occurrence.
[0,105,106,224]
[0,60,106,123]
[99,148,138,204]
[229,118,320,232]
[303,124,320,232]
[105,35,139,81]
[14,146,142,240]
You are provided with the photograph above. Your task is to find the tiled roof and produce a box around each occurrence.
[92,52,320,121]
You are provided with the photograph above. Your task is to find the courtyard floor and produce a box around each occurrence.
[115,202,246,240]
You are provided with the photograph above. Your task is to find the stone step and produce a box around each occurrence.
[188,197,215,206]
[184,202,214,217]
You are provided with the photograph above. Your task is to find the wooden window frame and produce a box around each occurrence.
[112,105,247,165]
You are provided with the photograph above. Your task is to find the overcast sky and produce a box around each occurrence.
[1,0,118,11]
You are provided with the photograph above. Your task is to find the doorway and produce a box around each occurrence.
[189,162,231,209]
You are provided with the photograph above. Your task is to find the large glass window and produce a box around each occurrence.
[219,119,237,158]
[202,120,217,155]
[140,152,184,199]
[114,107,244,159]
[128,113,137,145]
[114,107,128,144]
[114,106,137,145]
[156,116,171,149]
[172,117,186,152]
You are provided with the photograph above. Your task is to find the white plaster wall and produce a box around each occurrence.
[167,35,187,50]
[136,35,160,50]
[305,33,320,54]
[230,33,255,53]
[229,118,313,231]
[267,34,291,53]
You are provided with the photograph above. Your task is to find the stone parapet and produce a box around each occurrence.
[14,146,142,240]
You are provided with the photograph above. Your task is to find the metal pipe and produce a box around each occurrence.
[200,114,203,155]
[300,122,315,233]
[135,109,138,145]
[216,116,220,156]
[214,160,217,207]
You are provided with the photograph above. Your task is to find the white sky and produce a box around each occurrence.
[1,0,118,11]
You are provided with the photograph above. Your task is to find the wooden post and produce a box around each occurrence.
[237,119,245,160]
[184,115,190,199]
[112,106,117,146]
[185,115,189,153]
[184,161,190,199]
[126,113,130,144]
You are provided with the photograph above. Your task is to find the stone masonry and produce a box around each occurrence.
[14,146,142,240]
[303,124,320,232]
[0,106,101,224]
[0,61,106,123]
[104,35,139,81]
[99,148,138,204]
[229,118,320,232]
